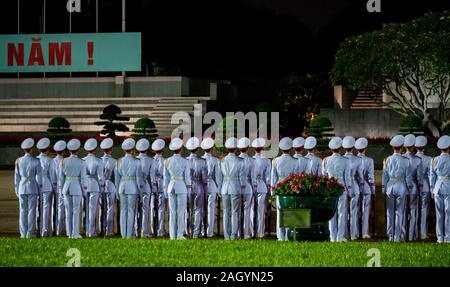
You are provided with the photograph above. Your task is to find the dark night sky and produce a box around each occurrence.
[0,0,449,79]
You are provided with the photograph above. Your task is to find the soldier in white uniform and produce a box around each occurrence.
[36,138,57,237]
[342,136,364,240]
[15,138,42,238]
[201,137,222,238]
[53,140,66,236]
[100,138,116,237]
[382,135,414,242]
[136,138,154,238]
[185,137,207,238]
[293,137,311,173]
[238,137,255,239]
[415,135,432,240]
[304,136,322,176]
[355,137,375,239]
[82,138,105,238]
[271,137,298,241]
[430,135,450,243]
[59,139,86,239]
[220,137,246,240]
[403,134,423,241]
[164,138,192,240]
[115,138,144,238]
[323,137,352,242]
[150,139,167,237]
[251,138,271,238]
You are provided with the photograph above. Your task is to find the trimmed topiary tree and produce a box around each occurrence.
[132,117,158,140]
[47,117,72,134]
[94,104,130,136]
[306,116,335,139]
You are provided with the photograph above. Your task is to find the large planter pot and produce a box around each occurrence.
[278,195,339,241]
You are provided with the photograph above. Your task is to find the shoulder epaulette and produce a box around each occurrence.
[432,157,437,169]
[60,158,65,168]
[164,158,170,168]
[383,157,387,169]
[323,157,328,170]
[272,157,277,166]
[15,158,20,170]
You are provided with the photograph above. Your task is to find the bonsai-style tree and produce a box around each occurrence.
[132,117,158,140]
[306,116,335,140]
[47,117,72,134]
[94,104,130,136]
[399,115,425,135]
[331,12,450,136]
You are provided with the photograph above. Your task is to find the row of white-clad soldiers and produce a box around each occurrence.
[14,133,450,242]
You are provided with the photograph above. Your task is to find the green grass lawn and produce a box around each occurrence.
[1,238,449,267]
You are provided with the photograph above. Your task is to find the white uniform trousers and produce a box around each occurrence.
[434,194,450,242]
[55,192,65,235]
[206,192,217,237]
[407,194,419,241]
[386,192,406,241]
[168,193,187,239]
[255,193,267,238]
[276,196,288,241]
[19,194,38,238]
[40,192,53,236]
[119,194,137,238]
[150,192,167,236]
[85,192,100,237]
[349,193,360,240]
[103,192,116,236]
[222,194,241,240]
[241,193,253,239]
[361,193,372,238]
[329,193,348,242]
[419,192,430,239]
[64,195,82,238]
[138,192,151,237]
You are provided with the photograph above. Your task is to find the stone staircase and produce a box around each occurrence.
[0,96,210,136]
[350,91,383,109]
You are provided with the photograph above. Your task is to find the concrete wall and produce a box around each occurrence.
[0,76,211,99]
[320,108,402,138]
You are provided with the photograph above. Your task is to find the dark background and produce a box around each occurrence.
[0,0,449,122]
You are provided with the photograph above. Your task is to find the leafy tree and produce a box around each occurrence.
[331,12,450,136]
[217,116,239,138]
[47,117,72,134]
[277,73,332,136]
[132,117,158,140]
[306,116,335,139]
[399,115,425,135]
[94,105,130,136]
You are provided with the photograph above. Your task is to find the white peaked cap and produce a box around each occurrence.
[279,137,293,150]
[201,137,215,150]
[415,136,427,148]
[21,138,35,150]
[54,140,67,152]
[67,139,81,151]
[151,139,165,151]
[100,138,113,150]
[36,138,50,150]
[404,134,416,147]
[342,136,355,149]
[84,138,98,151]
[121,138,135,151]
[390,135,404,147]
[304,136,317,150]
[355,137,368,150]
[225,137,238,149]
[328,137,342,150]
[169,138,183,151]
[252,137,266,148]
[237,137,251,149]
[185,137,200,150]
[437,135,450,150]
[136,138,150,152]
[292,137,305,148]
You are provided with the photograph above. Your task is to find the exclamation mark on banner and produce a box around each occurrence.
[87,42,94,65]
